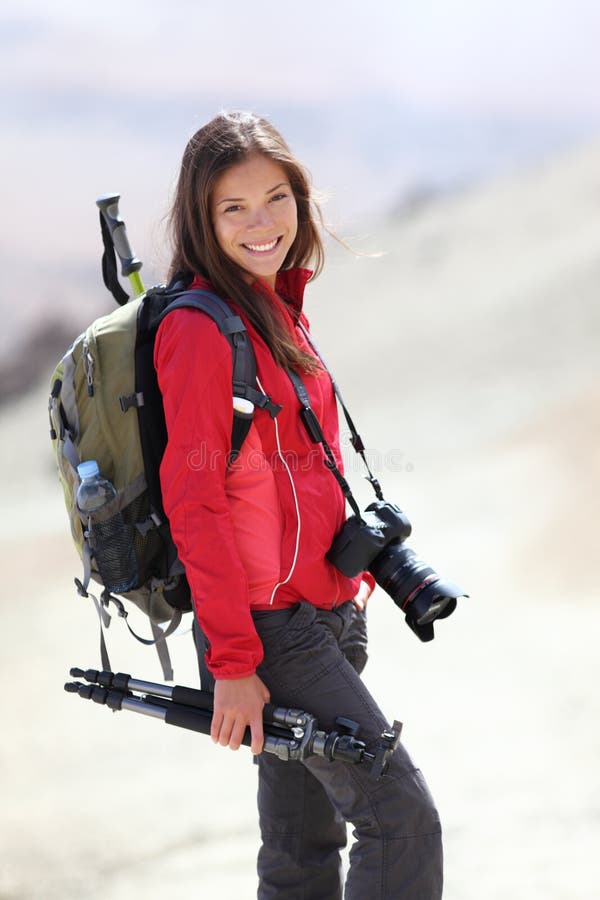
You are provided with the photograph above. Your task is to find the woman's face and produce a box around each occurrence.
[210,154,298,289]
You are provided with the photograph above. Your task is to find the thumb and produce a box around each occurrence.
[254,674,270,704]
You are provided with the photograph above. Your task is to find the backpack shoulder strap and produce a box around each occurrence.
[135,286,283,522]
[161,288,282,428]
[162,289,255,464]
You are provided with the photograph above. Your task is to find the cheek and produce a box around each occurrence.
[288,205,299,241]
[213,219,233,256]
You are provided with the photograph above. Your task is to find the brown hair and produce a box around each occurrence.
[168,111,324,373]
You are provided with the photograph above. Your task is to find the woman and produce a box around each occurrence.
[154,111,443,899]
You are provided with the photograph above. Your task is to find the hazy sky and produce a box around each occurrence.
[2,0,600,118]
[2,0,599,282]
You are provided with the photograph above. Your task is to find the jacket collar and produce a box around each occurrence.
[271,268,312,318]
[190,267,312,321]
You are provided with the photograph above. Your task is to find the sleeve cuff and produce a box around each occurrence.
[361,572,376,598]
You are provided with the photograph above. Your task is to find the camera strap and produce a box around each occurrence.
[286,367,363,520]
[296,321,384,501]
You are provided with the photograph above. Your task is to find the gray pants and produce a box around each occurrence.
[250,601,443,900]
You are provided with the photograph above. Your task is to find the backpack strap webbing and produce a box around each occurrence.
[104,590,181,681]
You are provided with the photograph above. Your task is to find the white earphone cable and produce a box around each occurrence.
[256,375,301,605]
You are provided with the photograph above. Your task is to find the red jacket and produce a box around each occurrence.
[154,269,372,678]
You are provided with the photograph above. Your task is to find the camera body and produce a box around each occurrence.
[327,501,412,577]
[327,500,464,641]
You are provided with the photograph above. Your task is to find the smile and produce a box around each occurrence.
[242,236,282,254]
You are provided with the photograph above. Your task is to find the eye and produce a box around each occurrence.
[224,204,242,213]
[270,192,288,203]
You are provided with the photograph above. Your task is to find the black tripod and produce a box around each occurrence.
[65,667,401,778]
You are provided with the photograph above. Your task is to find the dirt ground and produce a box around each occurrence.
[1,383,599,900]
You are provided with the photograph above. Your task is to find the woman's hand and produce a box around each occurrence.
[353,576,373,612]
[211,674,271,754]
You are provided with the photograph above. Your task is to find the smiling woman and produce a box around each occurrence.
[168,111,323,374]
[156,110,443,899]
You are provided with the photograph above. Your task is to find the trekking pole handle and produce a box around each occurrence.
[96,193,143,281]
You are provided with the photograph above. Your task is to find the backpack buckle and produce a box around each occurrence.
[119,391,145,412]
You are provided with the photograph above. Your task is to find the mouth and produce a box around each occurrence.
[242,236,283,256]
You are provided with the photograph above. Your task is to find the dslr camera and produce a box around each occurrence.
[328,500,465,641]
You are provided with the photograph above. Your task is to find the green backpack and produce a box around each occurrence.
[49,211,281,678]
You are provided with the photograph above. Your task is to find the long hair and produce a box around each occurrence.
[168,111,324,373]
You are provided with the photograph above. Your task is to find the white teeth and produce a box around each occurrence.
[244,238,278,252]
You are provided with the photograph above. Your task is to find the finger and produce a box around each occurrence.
[217,715,234,747]
[210,710,223,744]
[250,718,265,755]
[228,719,247,752]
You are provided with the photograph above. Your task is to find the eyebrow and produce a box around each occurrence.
[215,181,289,206]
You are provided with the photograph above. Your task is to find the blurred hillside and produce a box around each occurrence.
[2,138,600,900]
[311,140,600,436]
[1,86,595,403]
[4,138,599,593]
[3,136,599,404]
[313,140,600,602]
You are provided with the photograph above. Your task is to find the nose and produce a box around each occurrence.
[248,205,274,230]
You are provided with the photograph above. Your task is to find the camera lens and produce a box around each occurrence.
[369,544,432,609]
[369,544,460,641]
[327,500,465,641]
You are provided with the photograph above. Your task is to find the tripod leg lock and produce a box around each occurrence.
[263,735,301,762]
[370,720,403,780]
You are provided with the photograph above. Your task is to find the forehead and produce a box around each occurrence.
[212,154,289,198]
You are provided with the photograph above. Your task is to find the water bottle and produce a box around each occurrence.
[76,460,136,592]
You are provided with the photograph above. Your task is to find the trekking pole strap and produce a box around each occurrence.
[96,193,144,303]
[99,212,130,306]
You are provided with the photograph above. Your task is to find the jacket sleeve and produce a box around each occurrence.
[154,308,264,679]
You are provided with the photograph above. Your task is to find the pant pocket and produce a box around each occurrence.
[338,603,369,675]
[254,603,337,698]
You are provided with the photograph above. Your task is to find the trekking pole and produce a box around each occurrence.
[65,667,402,778]
[96,193,145,298]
